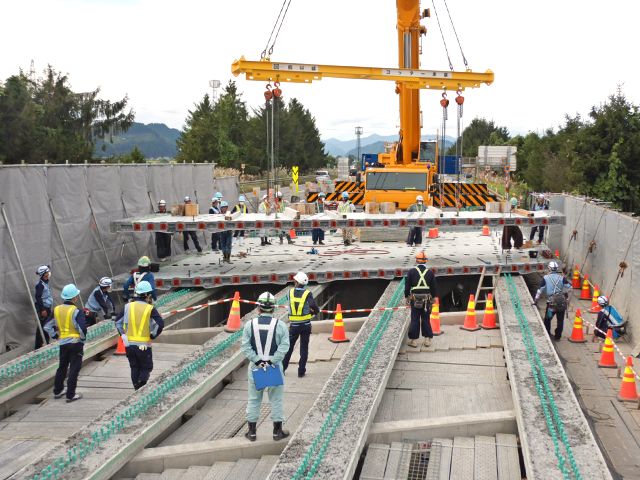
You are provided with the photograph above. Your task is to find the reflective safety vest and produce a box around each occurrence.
[126,302,154,343]
[235,204,247,213]
[289,288,312,322]
[413,204,425,212]
[339,201,351,213]
[276,201,286,213]
[315,201,325,213]
[260,202,270,213]
[54,305,81,338]
[410,265,431,292]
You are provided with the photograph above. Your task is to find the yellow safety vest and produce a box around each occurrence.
[289,289,311,322]
[410,265,431,292]
[126,302,154,343]
[261,202,270,213]
[54,305,81,338]
[339,201,351,213]
[276,201,286,213]
[235,205,247,213]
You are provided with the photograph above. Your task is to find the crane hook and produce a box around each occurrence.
[264,83,273,101]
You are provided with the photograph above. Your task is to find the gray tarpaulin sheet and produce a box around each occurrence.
[0,164,238,351]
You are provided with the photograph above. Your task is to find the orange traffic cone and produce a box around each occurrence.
[430,298,443,336]
[115,335,127,355]
[555,250,560,258]
[329,304,349,343]
[618,356,639,402]
[289,229,297,239]
[572,266,581,289]
[568,309,587,343]
[481,294,498,329]
[590,285,601,312]
[428,228,439,238]
[461,295,480,331]
[598,329,617,368]
[580,275,591,299]
[224,291,242,332]
[481,226,490,236]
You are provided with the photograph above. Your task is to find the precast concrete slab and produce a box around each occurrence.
[111,232,555,290]
[110,209,566,233]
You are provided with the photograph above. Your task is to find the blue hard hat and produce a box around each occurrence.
[342,192,348,198]
[239,196,245,202]
[319,192,326,197]
[215,192,223,198]
[135,281,153,295]
[221,201,228,207]
[61,284,81,300]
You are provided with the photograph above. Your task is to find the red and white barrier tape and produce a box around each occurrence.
[160,298,232,314]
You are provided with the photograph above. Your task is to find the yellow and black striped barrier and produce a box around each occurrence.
[306,191,364,205]
[334,181,364,193]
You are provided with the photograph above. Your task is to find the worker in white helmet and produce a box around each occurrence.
[533,261,571,340]
[155,200,173,261]
[34,265,53,348]
[258,194,273,246]
[530,193,549,245]
[406,194,426,247]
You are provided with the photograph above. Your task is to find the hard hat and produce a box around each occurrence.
[36,265,51,276]
[277,191,283,197]
[548,261,559,271]
[416,195,424,202]
[61,284,81,300]
[158,199,166,206]
[221,201,228,207]
[538,193,545,199]
[510,197,518,206]
[215,192,223,198]
[138,256,151,267]
[257,291,276,312]
[239,196,245,202]
[597,295,609,307]
[342,192,349,199]
[135,281,153,295]
[212,197,219,203]
[184,196,191,203]
[293,271,309,286]
[415,252,428,263]
[99,277,113,288]
[456,283,464,292]
[262,194,269,200]
[319,192,326,197]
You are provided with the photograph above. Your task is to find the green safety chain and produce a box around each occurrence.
[504,274,581,480]
[293,280,406,480]
[155,288,192,308]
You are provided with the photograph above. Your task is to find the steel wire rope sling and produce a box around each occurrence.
[561,201,587,267]
[292,280,406,480]
[504,274,582,480]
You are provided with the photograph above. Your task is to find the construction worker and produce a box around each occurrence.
[404,252,437,347]
[406,195,426,247]
[312,192,326,245]
[282,272,320,378]
[594,296,627,339]
[442,283,464,312]
[155,200,172,262]
[215,191,223,203]
[115,281,164,390]
[530,193,549,245]
[533,261,571,340]
[259,194,273,246]
[209,197,221,252]
[123,256,157,302]
[339,192,356,246]
[219,202,233,263]
[44,284,87,403]
[183,196,204,255]
[240,292,290,442]
[275,191,293,244]
[232,196,248,247]
[34,265,53,349]
[85,277,116,326]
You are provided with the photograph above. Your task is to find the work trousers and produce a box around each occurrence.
[183,231,202,252]
[35,308,51,349]
[282,322,312,375]
[406,227,423,246]
[246,363,285,422]
[544,305,565,339]
[54,342,84,400]
[501,226,523,250]
[312,228,325,242]
[211,232,221,250]
[155,232,172,258]
[408,305,433,339]
[233,230,245,238]
[125,345,154,386]
[529,225,546,243]
[220,231,233,256]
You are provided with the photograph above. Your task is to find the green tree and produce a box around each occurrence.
[124,145,146,163]
[446,117,509,156]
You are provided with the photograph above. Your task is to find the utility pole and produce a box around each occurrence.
[355,126,363,169]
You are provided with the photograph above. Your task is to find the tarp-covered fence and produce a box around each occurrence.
[0,164,239,351]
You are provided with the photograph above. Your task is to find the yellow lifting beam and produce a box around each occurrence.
[231,56,493,91]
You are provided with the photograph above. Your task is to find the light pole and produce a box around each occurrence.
[355,126,363,169]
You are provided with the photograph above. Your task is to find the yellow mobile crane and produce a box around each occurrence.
[232,0,494,209]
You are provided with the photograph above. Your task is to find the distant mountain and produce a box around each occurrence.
[323,133,456,157]
[95,122,180,158]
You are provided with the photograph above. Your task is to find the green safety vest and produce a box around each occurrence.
[410,265,431,292]
[276,201,286,213]
[54,305,80,339]
[289,289,311,322]
[415,204,425,212]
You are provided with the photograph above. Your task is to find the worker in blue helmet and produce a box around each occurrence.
[115,281,164,390]
[35,265,53,349]
[219,201,234,263]
[44,284,87,403]
[232,196,248,247]
[338,192,355,245]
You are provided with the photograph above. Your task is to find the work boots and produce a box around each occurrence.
[273,421,289,441]
[279,235,284,244]
[134,380,147,391]
[286,234,293,244]
[245,422,257,442]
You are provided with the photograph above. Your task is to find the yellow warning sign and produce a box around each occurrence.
[292,166,299,194]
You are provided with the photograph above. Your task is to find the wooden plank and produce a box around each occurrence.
[450,437,475,480]
[312,333,338,361]
[496,433,521,480]
[475,436,498,480]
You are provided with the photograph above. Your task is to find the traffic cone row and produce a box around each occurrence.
[461,295,480,331]
[225,291,242,332]
[568,309,586,343]
[329,304,349,343]
[430,298,442,336]
[481,294,498,329]
[572,266,581,289]
[590,285,601,312]
[598,329,617,368]
[580,275,591,299]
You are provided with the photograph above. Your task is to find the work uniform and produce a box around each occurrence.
[44,302,88,400]
[258,201,273,238]
[231,204,248,240]
[155,209,172,259]
[115,300,164,389]
[275,199,292,242]
[240,313,290,423]
[34,277,53,349]
[442,287,463,312]
[312,200,325,243]
[220,223,233,258]
[530,201,549,243]
[404,264,438,341]
[282,287,320,376]
[534,272,571,339]
[85,286,116,326]
[406,202,426,246]
[209,204,221,251]
[123,271,157,302]
[339,200,356,244]
[183,229,203,254]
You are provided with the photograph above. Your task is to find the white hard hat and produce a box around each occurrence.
[597,295,609,307]
[293,272,308,286]
[416,195,424,202]
[212,197,219,203]
[158,199,166,206]
[548,261,559,271]
[277,191,283,197]
[99,277,113,288]
[262,194,268,200]
[36,265,51,276]
[184,196,191,202]
[538,194,545,199]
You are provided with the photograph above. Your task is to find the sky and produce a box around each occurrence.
[2,0,640,142]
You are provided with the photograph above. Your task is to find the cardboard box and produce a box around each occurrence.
[184,204,199,216]
[171,204,185,216]
[499,202,512,213]
[365,202,380,214]
[522,240,534,249]
[379,202,396,214]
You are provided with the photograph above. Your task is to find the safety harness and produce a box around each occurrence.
[410,265,431,292]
